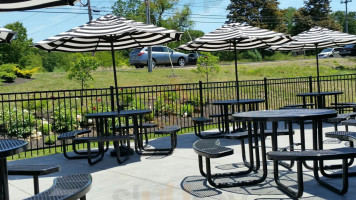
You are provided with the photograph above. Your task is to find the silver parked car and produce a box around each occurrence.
[129,46,188,68]
[318,48,342,58]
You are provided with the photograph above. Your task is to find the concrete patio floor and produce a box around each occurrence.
[7,122,356,200]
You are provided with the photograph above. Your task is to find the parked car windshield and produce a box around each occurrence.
[321,48,332,53]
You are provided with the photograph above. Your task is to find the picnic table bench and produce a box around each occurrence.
[57,130,108,160]
[267,148,356,198]
[24,174,92,200]
[73,135,135,165]
[8,165,60,194]
[193,139,267,188]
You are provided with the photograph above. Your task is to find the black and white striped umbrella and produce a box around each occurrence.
[34,14,182,110]
[270,26,356,92]
[0,0,78,12]
[177,22,291,100]
[0,28,16,43]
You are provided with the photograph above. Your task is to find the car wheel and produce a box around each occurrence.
[151,59,156,68]
[134,65,140,69]
[341,55,346,57]
[177,58,185,67]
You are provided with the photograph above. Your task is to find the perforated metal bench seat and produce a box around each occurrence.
[8,165,60,195]
[224,129,292,140]
[57,130,91,140]
[192,117,213,123]
[342,119,356,126]
[193,139,233,159]
[267,148,356,198]
[24,174,92,200]
[112,123,157,130]
[267,147,356,161]
[57,130,94,160]
[326,131,356,143]
[73,135,135,165]
[135,126,180,156]
[193,139,268,188]
[154,125,180,135]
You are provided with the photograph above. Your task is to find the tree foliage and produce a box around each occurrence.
[291,0,341,35]
[226,0,286,32]
[67,54,99,88]
[0,22,33,68]
[192,52,220,83]
[112,0,193,31]
[331,11,356,35]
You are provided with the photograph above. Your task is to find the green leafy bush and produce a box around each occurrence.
[154,96,174,115]
[38,122,52,135]
[0,72,16,82]
[52,103,78,133]
[180,104,194,117]
[23,100,49,114]
[44,135,57,145]
[0,109,37,138]
[0,63,17,73]
[242,49,262,61]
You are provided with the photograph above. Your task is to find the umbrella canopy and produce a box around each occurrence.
[0,28,16,43]
[269,26,356,93]
[0,0,78,12]
[177,22,291,100]
[34,14,183,110]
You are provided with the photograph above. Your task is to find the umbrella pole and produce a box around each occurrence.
[110,41,120,112]
[315,45,320,93]
[234,40,240,101]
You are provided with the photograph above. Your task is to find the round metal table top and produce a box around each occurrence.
[85,111,119,118]
[212,99,265,105]
[233,109,337,122]
[118,109,152,117]
[296,91,343,97]
[0,139,28,157]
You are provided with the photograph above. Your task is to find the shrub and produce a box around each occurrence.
[52,103,78,133]
[242,49,262,61]
[0,63,17,73]
[180,104,194,117]
[0,109,37,138]
[14,67,39,78]
[44,135,57,145]
[23,100,49,114]
[164,91,180,102]
[154,96,174,115]
[0,72,16,82]
[38,122,52,135]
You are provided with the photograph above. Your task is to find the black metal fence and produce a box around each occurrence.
[1,74,356,154]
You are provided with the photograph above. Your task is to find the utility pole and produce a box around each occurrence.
[341,0,352,33]
[146,0,153,72]
[87,0,93,22]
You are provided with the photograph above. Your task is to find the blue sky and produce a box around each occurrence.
[0,0,354,42]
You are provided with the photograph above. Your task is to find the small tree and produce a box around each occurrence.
[68,54,99,89]
[192,52,220,83]
[192,52,220,103]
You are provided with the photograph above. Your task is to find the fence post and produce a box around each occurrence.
[309,76,313,103]
[264,77,269,110]
[199,81,204,117]
[110,86,115,111]
[309,76,313,93]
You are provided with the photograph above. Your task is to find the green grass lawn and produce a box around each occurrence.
[1,57,356,93]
